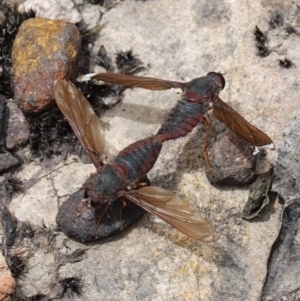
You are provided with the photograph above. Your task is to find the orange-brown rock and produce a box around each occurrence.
[0,256,16,301]
[12,17,81,114]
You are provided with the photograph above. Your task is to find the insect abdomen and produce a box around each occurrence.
[115,136,163,180]
[157,99,204,140]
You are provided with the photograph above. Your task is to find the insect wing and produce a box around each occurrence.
[213,97,274,147]
[125,186,219,241]
[53,79,105,168]
[79,73,183,91]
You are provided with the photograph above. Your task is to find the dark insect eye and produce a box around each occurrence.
[84,189,101,207]
[206,72,225,90]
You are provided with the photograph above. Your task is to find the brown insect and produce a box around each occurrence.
[53,79,219,241]
[79,72,274,162]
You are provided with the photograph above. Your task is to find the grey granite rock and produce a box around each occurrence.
[0,152,19,173]
[273,117,300,201]
[262,199,300,301]
[19,0,82,23]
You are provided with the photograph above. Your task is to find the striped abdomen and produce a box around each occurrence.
[115,136,163,180]
[157,99,205,141]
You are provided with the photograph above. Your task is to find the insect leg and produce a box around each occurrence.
[75,199,91,219]
[119,196,127,230]
[118,177,150,229]
[91,202,109,238]
[203,115,214,174]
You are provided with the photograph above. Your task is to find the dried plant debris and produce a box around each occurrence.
[97,45,113,70]
[1,204,18,247]
[76,79,113,110]
[77,19,147,107]
[268,12,284,29]
[52,276,84,299]
[55,248,87,267]
[253,26,270,57]
[0,208,35,245]
[8,253,26,278]
[4,174,23,197]
[278,58,294,68]
[253,26,268,44]
[14,294,48,301]
[0,175,23,205]
[241,167,274,220]
[256,43,270,57]
[77,21,106,78]
[255,7,300,67]
[27,107,77,159]
[262,199,300,300]
[0,205,27,277]
[0,3,35,97]
[78,21,103,56]
[0,94,5,150]
[116,49,146,74]
[77,48,147,107]
[86,44,113,72]
[285,24,298,35]
[77,11,147,105]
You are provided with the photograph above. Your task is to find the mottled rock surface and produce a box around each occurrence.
[273,117,300,201]
[0,96,5,150]
[4,101,29,149]
[19,0,82,23]
[12,17,81,113]
[260,118,300,300]
[262,199,300,301]
[205,131,256,185]
[4,0,300,300]
[0,152,19,173]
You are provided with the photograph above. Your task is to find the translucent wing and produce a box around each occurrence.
[78,73,184,91]
[125,186,219,241]
[213,97,274,147]
[53,79,105,168]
